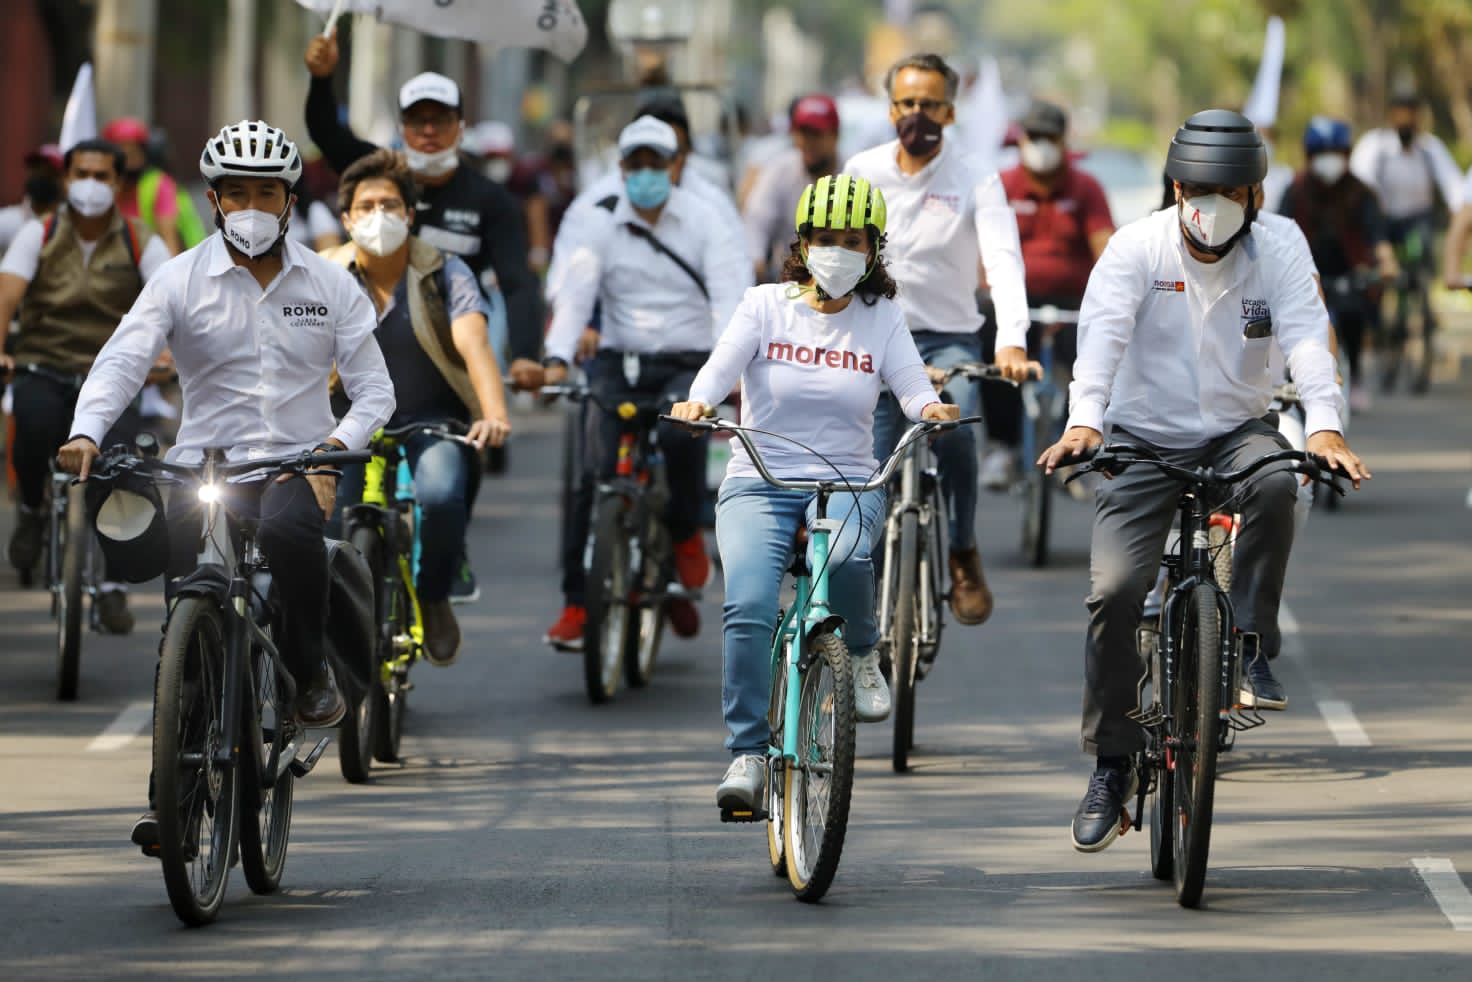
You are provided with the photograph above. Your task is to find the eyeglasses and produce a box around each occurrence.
[891,98,949,115]
[402,110,459,133]
[350,200,407,217]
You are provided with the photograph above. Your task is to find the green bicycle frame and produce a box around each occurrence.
[359,434,425,680]
[774,514,843,763]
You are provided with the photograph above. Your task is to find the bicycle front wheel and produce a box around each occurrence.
[240,632,295,895]
[890,510,920,773]
[583,497,630,704]
[56,483,87,701]
[1173,586,1223,908]
[784,631,856,902]
[339,525,384,782]
[767,639,789,877]
[625,509,666,688]
[154,596,237,926]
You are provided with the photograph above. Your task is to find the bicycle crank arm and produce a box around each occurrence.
[289,736,333,778]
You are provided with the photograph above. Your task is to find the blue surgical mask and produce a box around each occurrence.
[625,168,672,209]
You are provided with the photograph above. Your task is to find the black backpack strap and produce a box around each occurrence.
[622,222,708,300]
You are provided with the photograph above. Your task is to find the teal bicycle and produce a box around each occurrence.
[671,413,971,901]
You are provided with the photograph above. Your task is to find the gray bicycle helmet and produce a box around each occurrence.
[1164,109,1267,188]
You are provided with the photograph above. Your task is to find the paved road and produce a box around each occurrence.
[2,385,1471,980]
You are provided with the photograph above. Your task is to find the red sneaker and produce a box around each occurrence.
[666,597,701,638]
[672,533,712,590]
[543,604,586,651]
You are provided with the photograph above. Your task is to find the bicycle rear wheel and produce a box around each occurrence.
[767,638,789,877]
[240,632,294,895]
[56,483,87,701]
[154,597,236,926]
[784,631,856,902]
[890,511,919,773]
[1173,587,1223,908]
[1020,393,1054,568]
[372,573,413,764]
[625,509,666,688]
[583,497,630,704]
[339,525,384,782]
[1143,622,1174,881]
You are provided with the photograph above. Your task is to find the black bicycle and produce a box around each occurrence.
[94,441,369,925]
[544,383,684,703]
[1067,444,1344,908]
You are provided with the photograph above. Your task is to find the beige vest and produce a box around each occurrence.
[324,237,479,414]
[16,207,156,374]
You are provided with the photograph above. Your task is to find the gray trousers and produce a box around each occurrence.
[1081,418,1298,756]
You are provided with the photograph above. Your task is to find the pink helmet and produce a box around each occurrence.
[102,117,150,145]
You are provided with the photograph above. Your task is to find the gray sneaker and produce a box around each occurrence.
[854,651,892,722]
[716,755,766,812]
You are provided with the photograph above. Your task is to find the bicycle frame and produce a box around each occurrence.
[352,438,425,680]
[876,440,944,657]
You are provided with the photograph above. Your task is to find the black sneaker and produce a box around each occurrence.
[449,557,480,605]
[8,504,44,576]
[131,811,161,858]
[96,589,135,635]
[1071,757,1138,853]
[1239,654,1287,710]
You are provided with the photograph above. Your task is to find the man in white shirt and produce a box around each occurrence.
[846,53,1034,628]
[1038,110,1369,853]
[540,117,752,648]
[1349,88,1464,394]
[1441,166,1472,291]
[742,94,841,281]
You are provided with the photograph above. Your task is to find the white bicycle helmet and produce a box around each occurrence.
[200,120,303,187]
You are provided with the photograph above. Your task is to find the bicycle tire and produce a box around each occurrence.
[339,525,384,783]
[154,597,236,926]
[1208,521,1233,593]
[557,402,580,560]
[1021,395,1054,568]
[767,637,789,877]
[55,483,87,701]
[1145,618,1174,881]
[583,496,630,704]
[891,511,919,773]
[784,630,856,902]
[1173,587,1222,908]
[372,573,412,764]
[240,631,294,895]
[625,508,666,688]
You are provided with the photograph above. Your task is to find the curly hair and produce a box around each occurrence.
[780,229,898,305]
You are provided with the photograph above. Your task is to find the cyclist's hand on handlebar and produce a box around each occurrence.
[921,402,960,422]
[1306,430,1371,489]
[925,364,948,389]
[668,401,713,423]
[467,416,512,449]
[304,30,339,78]
[543,361,569,386]
[995,345,1039,383]
[57,436,100,480]
[508,358,545,392]
[576,328,600,363]
[1038,426,1102,475]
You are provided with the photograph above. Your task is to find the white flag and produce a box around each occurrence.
[1243,16,1285,129]
[295,0,588,62]
[59,62,98,153]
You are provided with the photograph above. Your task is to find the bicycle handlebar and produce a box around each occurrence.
[1028,305,1081,326]
[1062,443,1347,496]
[375,419,473,446]
[939,361,1028,387]
[94,446,373,485]
[662,415,982,493]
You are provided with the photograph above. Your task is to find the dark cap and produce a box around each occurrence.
[1020,101,1067,138]
[633,92,690,138]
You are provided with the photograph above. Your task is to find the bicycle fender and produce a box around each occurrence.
[799,615,846,671]
[167,563,231,604]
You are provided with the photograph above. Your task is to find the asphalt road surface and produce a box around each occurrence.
[3,385,1471,980]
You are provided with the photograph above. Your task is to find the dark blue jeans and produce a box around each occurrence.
[335,432,474,604]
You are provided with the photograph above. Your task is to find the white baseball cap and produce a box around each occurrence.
[469,121,515,156]
[399,72,461,113]
[618,116,678,160]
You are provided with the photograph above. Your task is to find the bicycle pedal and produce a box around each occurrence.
[719,807,768,824]
[289,736,332,777]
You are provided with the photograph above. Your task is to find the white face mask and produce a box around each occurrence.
[484,158,513,183]
[805,245,870,299]
[220,204,287,258]
[404,144,460,178]
[1179,193,1246,250]
[67,178,115,218]
[1020,138,1063,174]
[350,209,410,257]
[1310,153,1348,185]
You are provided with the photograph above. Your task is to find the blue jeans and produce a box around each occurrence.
[873,330,982,551]
[715,478,886,756]
[334,432,473,603]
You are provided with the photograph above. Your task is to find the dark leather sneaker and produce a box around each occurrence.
[1239,653,1287,710]
[948,547,994,625]
[131,811,161,858]
[422,599,461,666]
[96,589,135,635]
[296,663,346,728]
[8,504,44,575]
[1071,757,1138,853]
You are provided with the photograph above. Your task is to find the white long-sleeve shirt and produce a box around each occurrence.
[742,148,809,274]
[1067,208,1341,448]
[688,284,936,482]
[844,139,1031,350]
[71,234,395,463]
[1349,128,1464,219]
[544,186,752,364]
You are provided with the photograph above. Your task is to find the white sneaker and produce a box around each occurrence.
[716,755,766,812]
[853,651,892,722]
[979,448,1016,491]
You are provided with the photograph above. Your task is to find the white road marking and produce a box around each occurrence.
[85,701,152,752]
[1315,699,1371,747]
[1412,857,1472,931]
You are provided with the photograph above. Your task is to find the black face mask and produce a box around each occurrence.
[804,155,837,179]
[123,165,145,182]
[1396,126,1416,149]
[549,143,574,165]
[896,112,944,158]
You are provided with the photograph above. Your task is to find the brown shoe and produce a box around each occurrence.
[422,600,461,666]
[948,547,994,625]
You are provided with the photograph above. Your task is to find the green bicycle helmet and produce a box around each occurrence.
[794,174,887,236]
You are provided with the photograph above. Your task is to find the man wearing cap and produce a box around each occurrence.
[742,94,842,281]
[304,32,543,393]
[0,146,63,252]
[981,101,1114,489]
[539,117,753,649]
[103,117,210,253]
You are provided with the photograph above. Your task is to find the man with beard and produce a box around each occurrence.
[741,95,842,282]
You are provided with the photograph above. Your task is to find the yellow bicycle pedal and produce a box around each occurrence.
[719,807,768,823]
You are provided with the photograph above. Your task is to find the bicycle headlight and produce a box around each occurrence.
[198,483,222,504]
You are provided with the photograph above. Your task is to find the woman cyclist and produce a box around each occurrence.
[670,175,957,812]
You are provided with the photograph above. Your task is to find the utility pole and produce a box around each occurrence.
[215,0,258,124]
[93,0,159,122]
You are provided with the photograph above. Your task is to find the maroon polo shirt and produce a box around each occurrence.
[1001,162,1115,302]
